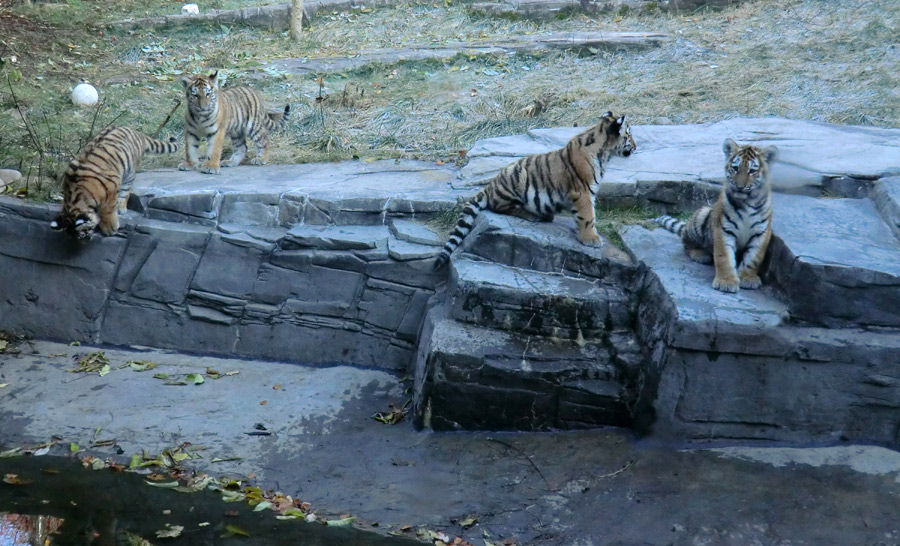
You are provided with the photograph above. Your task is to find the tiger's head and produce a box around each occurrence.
[723,138,778,196]
[181,71,219,114]
[50,207,98,240]
[580,112,637,161]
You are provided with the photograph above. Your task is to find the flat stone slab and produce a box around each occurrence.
[3,341,900,546]
[873,176,900,241]
[768,194,900,327]
[459,118,900,199]
[389,219,442,246]
[131,160,468,227]
[619,224,789,352]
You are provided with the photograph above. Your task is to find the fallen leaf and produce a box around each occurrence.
[145,480,180,488]
[326,516,356,527]
[460,516,478,527]
[186,373,205,385]
[0,384,7,388]
[0,340,8,352]
[3,473,33,485]
[128,360,158,372]
[70,443,80,452]
[155,525,184,538]
[153,372,170,379]
[33,446,51,456]
[0,448,22,458]
[259,400,268,406]
[272,384,282,390]
[224,524,250,537]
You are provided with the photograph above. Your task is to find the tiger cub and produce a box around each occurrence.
[179,71,291,175]
[51,126,179,240]
[654,138,778,293]
[434,112,636,269]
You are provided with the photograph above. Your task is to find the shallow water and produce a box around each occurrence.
[0,455,417,546]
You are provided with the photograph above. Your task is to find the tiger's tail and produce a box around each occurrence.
[144,135,179,155]
[653,215,685,236]
[265,104,291,132]
[433,189,489,270]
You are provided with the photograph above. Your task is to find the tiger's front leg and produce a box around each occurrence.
[98,193,120,236]
[737,227,772,290]
[570,190,601,246]
[200,129,226,175]
[178,132,201,171]
[712,226,740,293]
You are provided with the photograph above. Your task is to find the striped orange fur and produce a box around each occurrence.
[654,138,779,293]
[51,126,178,240]
[435,113,636,270]
[179,71,291,175]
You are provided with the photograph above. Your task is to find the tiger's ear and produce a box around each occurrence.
[607,115,622,135]
[604,111,613,118]
[180,76,192,89]
[761,145,778,164]
[723,138,739,157]
[208,70,219,86]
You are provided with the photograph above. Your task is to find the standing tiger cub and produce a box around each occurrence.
[179,71,291,175]
[434,112,636,269]
[51,126,179,240]
[655,138,778,293]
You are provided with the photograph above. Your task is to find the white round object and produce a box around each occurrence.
[182,3,199,15]
[71,83,99,107]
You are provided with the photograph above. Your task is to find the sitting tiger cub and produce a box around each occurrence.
[434,112,636,269]
[51,126,179,240]
[654,138,778,293]
[179,71,291,175]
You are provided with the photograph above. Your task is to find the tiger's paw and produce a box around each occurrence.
[740,275,762,290]
[712,276,740,293]
[199,164,221,175]
[577,231,602,247]
[220,159,236,168]
[177,162,195,171]
[249,158,267,166]
[687,249,713,264]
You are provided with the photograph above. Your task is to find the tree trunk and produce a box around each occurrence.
[290,0,304,41]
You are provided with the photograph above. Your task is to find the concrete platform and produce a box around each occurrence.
[2,340,900,545]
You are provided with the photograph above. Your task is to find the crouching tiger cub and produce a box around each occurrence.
[51,126,179,240]
[434,112,636,270]
[655,138,778,293]
[179,71,291,175]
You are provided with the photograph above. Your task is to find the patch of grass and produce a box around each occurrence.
[594,203,660,248]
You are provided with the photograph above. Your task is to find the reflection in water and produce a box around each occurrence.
[0,456,418,546]
[1,514,64,546]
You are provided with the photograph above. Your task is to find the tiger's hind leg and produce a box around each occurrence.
[247,127,269,166]
[221,134,248,168]
[685,247,713,264]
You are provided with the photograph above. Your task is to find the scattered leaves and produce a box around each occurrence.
[372,400,410,425]
[71,351,110,375]
[186,373,205,385]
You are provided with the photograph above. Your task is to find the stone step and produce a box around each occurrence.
[457,211,637,284]
[412,304,633,431]
[619,222,900,445]
[448,258,633,339]
[768,194,900,328]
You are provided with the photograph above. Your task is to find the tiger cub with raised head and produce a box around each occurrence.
[179,70,291,175]
[51,126,178,240]
[434,112,636,269]
[654,138,778,293]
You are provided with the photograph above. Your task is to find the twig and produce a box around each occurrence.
[593,459,635,479]
[486,437,551,490]
[152,98,182,139]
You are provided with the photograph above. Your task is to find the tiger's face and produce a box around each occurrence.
[582,112,637,161]
[50,208,98,240]
[182,71,219,113]
[723,138,778,195]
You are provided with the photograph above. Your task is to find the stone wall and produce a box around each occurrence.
[0,197,441,371]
